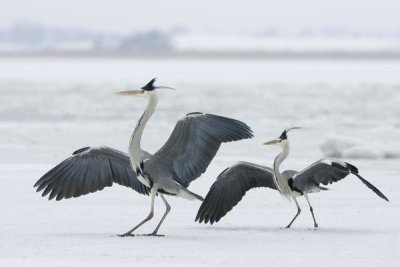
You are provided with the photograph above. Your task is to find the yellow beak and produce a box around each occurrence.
[115,89,144,96]
[263,139,280,145]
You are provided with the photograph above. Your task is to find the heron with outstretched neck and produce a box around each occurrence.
[196,127,389,228]
[34,78,253,236]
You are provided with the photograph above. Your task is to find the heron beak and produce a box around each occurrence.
[115,89,144,96]
[263,139,280,146]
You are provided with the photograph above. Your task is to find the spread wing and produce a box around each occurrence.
[196,162,276,224]
[145,113,253,188]
[293,159,388,201]
[34,146,150,200]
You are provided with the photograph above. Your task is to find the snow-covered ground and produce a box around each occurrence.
[0,58,399,266]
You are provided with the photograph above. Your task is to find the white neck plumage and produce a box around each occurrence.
[129,91,158,171]
[273,141,292,200]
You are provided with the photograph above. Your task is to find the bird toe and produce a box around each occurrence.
[118,233,135,237]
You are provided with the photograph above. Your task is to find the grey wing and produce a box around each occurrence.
[34,146,150,200]
[293,159,389,201]
[195,162,276,224]
[145,113,253,188]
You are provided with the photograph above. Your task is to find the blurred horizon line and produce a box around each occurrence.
[1,20,400,59]
[2,50,400,60]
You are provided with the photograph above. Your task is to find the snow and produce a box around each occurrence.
[320,134,400,159]
[0,58,399,266]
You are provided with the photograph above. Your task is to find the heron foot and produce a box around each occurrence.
[140,233,165,237]
[285,225,291,229]
[118,233,135,237]
[314,223,319,228]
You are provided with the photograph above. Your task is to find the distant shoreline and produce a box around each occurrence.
[1,51,400,60]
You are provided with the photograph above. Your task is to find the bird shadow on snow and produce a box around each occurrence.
[48,226,390,240]
[50,232,200,241]
[191,225,389,235]
[52,232,111,239]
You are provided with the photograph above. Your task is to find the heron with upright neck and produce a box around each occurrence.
[34,78,254,236]
[196,128,389,228]
[268,127,301,202]
[264,127,305,227]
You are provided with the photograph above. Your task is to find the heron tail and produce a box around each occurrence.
[179,188,204,201]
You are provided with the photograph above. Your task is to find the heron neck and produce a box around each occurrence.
[273,142,292,199]
[129,92,158,170]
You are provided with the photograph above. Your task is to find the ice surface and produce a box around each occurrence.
[0,58,399,266]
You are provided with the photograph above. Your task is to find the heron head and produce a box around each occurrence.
[263,127,301,146]
[116,78,175,96]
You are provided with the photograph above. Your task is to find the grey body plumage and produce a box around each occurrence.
[196,128,389,228]
[34,78,253,236]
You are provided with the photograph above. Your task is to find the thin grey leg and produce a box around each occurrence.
[118,188,157,237]
[286,197,301,228]
[145,193,171,236]
[304,193,318,228]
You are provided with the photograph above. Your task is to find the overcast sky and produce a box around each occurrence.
[1,0,399,33]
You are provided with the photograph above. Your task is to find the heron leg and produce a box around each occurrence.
[285,197,301,228]
[118,187,157,237]
[304,193,318,228]
[145,193,171,236]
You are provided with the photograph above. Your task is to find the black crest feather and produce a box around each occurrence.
[141,78,157,91]
[279,127,301,140]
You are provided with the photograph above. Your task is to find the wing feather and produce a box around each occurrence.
[145,113,253,188]
[34,146,150,200]
[196,162,276,224]
[293,159,389,201]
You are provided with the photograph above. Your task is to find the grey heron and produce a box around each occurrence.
[34,78,253,236]
[196,127,389,228]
